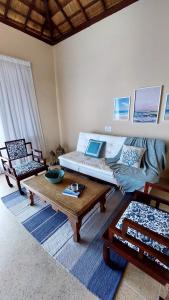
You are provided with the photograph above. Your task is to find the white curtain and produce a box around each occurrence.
[0,55,46,156]
[0,116,5,173]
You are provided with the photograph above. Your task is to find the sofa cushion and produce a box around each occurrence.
[116,201,169,270]
[77,132,126,158]
[59,151,117,184]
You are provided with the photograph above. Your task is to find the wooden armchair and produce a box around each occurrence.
[103,182,169,299]
[0,139,48,195]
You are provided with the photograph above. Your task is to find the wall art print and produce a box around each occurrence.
[113,96,130,121]
[133,86,162,123]
[164,93,169,121]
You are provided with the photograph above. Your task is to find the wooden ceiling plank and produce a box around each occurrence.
[20,0,46,17]
[54,0,74,29]
[0,2,43,26]
[76,0,88,20]
[53,0,138,44]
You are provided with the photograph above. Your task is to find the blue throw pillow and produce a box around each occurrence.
[85,139,105,158]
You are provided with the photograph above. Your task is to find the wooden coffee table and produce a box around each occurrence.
[23,171,110,242]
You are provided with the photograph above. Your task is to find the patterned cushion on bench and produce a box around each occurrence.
[116,201,169,270]
[14,161,44,176]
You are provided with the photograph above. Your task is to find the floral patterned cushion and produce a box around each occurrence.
[14,161,44,176]
[118,145,145,168]
[116,201,169,270]
[6,140,27,160]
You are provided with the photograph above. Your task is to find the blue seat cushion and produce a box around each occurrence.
[116,201,169,270]
[14,161,45,176]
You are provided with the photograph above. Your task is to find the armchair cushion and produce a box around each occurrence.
[5,139,27,160]
[14,161,45,176]
[116,201,169,270]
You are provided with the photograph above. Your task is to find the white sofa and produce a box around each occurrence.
[59,132,126,184]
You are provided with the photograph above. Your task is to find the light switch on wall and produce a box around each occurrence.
[105,126,112,132]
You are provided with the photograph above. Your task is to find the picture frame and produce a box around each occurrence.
[133,86,162,123]
[164,93,169,121]
[113,96,130,121]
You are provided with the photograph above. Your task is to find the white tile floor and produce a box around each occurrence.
[0,174,168,300]
[0,175,97,300]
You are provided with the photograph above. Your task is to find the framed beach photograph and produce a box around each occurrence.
[164,93,169,121]
[133,86,162,123]
[113,96,130,121]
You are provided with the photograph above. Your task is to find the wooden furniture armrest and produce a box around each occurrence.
[110,221,169,266]
[32,150,46,165]
[144,182,169,194]
[0,156,13,169]
[33,149,42,154]
[33,149,43,158]
[0,155,9,162]
[122,218,169,248]
[134,190,169,208]
[25,142,45,163]
[2,162,16,175]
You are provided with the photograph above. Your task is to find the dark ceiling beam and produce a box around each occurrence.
[76,0,88,20]
[20,0,46,17]
[40,19,46,36]
[51,0,90,19]
[4,0,10,18]
[0,15,52,44]
[52,0,138,45]
[100,0,106,10]
[67,9,81,19]
[54,0,74,29]
[51,9,80,28]
[84,0,99,10]
[44,0,54,38]
[24,0,33,30]
[44,0,62,37]
[61,0,73,7]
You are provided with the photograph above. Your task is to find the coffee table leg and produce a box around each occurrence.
[100,198,106,212]
[69,218,82,242]
[103,243,110,265]
[28,190,34,206]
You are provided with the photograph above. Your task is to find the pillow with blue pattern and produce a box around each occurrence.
[85,139,105,158]
[119,145,146,168]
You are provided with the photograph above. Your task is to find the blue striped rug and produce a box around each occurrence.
[1,188,127,300]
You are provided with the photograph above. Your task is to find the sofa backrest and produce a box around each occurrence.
[76,132,126,158]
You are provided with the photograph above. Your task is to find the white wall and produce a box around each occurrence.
[53,0,169,151]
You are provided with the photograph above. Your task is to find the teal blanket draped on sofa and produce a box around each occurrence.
[106,137,166,192]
